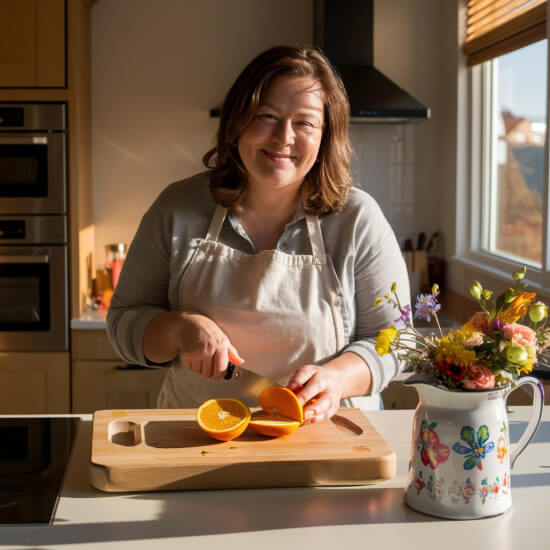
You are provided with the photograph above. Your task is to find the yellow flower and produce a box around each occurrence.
[520,362,533,374]
[499,291,536,323]
[434,332,478,367]
[375,297,384,306]
[375,326,398,355]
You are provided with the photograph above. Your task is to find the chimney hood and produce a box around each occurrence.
[314,0,430,123]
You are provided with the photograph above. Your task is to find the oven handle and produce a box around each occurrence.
[0,255,49,264]
[0,136,48,145]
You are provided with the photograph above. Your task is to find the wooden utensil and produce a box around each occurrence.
[89,408,396,492]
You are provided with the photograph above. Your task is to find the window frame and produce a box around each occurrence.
[459,37,550,295]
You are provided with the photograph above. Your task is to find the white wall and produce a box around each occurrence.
[91,0,314,262]
[91,0,448,264]
[350,0,444,248]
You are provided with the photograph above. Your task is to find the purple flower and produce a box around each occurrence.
[492,320,506,333]
[414,293,441,322]
[394,304,411,325]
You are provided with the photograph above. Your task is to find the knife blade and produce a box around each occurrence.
[224,361,282,390]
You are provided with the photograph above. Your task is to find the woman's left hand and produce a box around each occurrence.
[286,365,344,423]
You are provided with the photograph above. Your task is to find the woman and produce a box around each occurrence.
[107,45,410,422]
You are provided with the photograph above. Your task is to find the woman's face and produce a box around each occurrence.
[237,75,325,196]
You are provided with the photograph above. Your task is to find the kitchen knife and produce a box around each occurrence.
[224,361,282,390]
[425,231,439,253]
[416,232,426,250]
[224,362,237,379]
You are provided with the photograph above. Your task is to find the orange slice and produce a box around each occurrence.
[249,386,305,437]
[248,411,300,437]
[258,386,304,424]
[196,398,251,441]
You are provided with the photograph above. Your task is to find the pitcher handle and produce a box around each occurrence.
[505,376,545,469]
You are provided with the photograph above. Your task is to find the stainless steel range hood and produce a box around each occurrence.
[314,0,430,123]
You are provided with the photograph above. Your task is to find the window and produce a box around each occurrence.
[480,40,547,267]
[461,0,549,286]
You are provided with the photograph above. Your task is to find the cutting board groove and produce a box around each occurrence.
[89,408,396,492]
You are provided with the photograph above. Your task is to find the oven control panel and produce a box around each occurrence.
[0,219,25,239]
[0,107,23,127]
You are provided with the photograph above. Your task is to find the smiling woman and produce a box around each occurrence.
[106,45,410,420]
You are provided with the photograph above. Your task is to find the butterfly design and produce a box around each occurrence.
[418,420,450,469]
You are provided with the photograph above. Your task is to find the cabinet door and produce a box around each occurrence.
[0,352,70,413]
[72,361,168,413]
[0,0,65,87]
[381,380,419,410]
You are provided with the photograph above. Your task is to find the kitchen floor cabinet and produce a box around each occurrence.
[0,0,66,87]
[381,377,550,409]
[0,352,70,413]
[71,330,167,413]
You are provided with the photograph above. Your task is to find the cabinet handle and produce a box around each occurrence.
[0,136,48,145]
[0,255,49,264]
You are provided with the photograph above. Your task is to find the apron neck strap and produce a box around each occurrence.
[206,204,326,262]
[305,214,326,262]
[205,205,228,241]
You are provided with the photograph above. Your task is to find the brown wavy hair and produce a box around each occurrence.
[202,45,352,215]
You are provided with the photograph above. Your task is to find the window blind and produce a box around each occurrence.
[463,0,547,66]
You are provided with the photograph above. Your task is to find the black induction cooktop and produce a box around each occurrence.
[0,417,79,524]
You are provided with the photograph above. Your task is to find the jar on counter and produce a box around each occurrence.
[105,243,127,289]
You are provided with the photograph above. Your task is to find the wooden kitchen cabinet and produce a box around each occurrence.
[381,378,550,409]
[0,0,66,87]
[71,330,167,413]
[0,352,70,413]
[381,380,419,410]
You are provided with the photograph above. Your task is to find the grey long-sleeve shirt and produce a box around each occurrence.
[107,171,410,395]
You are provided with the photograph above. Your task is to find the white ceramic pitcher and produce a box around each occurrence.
[403,374,544,519]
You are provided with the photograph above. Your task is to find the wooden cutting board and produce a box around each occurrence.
[89,408,396,492]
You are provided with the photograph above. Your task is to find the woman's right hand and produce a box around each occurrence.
[143,311,244,379]
[176,312,244,379]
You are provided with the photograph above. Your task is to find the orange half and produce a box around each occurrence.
[249,411,300,437]
[257,386,304,424]
[196,398,251,441]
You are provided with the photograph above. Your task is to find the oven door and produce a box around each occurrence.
[0,133,66,214]
[0,246,68,351]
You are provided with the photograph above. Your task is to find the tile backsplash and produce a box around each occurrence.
[350,123,417,248]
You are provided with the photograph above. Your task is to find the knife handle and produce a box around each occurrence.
[224,362,236,380]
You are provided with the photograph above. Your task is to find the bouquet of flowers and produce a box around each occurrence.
[374,267,550,390]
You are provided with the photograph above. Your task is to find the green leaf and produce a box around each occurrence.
[477,425,490,445]
[464,455,479,470]
[461,426,476,446]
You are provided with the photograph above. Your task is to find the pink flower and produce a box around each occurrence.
[502,323,537,347]
[462,365,496,390]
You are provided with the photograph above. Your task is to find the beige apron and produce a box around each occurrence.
[157,204,381,410]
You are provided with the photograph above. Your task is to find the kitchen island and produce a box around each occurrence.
[1,407,549,549]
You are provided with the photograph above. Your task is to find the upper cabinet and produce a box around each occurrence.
[0,0,66,87]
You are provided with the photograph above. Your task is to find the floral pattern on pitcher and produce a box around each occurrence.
[479,474,510,505]
[496,422,509,464]
[452,425,495,470]
[412,471,510,506]
[418,420,450,469]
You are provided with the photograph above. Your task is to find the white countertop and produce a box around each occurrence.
[1,407,549,549]
[71,309,107,330]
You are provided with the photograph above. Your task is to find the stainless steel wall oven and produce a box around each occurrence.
[0,103,66,214]
[0,103,68,352]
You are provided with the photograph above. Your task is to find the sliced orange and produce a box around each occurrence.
[249,386,305,437]
[258,386,304,424]
[248,411,300,437]
[196,398,251,441]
